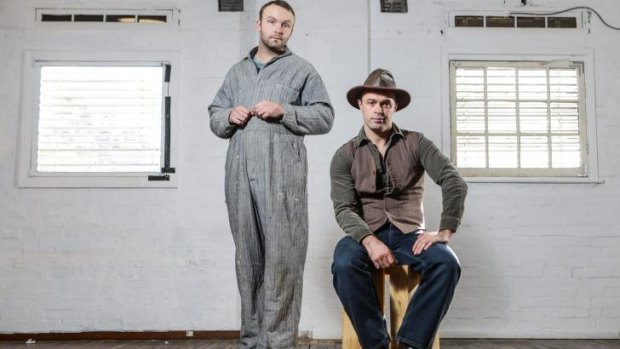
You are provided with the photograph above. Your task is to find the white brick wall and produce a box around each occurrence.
[1,0,619,339]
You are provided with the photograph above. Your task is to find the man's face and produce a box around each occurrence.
[256,5,295,53]
[358,91,397,135]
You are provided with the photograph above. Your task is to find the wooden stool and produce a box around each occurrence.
[341,265,440,349]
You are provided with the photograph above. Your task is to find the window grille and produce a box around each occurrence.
[380,0,408,13]
[450,61,587,177]
[454,15,578,28]
[218,0,243,12]
[37,9,171,24]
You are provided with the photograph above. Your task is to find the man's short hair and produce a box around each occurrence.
[259,0,295,20]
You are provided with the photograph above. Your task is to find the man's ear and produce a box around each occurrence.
[357,99,363,108]
[255,19,261,33]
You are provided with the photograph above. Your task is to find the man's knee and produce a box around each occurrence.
[331,237,366,276]
[429,245,461,279]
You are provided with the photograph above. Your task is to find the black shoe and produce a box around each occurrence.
[398,344,414,349]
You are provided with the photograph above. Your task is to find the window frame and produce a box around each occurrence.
[443,53,601,184]
[18,50,180,188]
[447,10,586,30]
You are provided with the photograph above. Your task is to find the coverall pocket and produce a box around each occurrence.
[275,83,300,105]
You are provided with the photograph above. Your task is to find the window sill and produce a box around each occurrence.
[17,174,179,188]
[464,176,605,184]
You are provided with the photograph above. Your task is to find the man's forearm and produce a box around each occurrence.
[439,172,467,232]
[335,208,373,243]
[280,103,334,135]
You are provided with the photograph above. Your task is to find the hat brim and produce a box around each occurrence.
[346,86,411,111]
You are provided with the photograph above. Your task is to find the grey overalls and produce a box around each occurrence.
[209,47,334,348]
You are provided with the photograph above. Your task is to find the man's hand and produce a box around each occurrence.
[229,106,252,126]
[253,100,284,120]
[362,235,396,269]
[412,229,453,255]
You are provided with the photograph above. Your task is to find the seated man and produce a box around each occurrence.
[330,69,467,349]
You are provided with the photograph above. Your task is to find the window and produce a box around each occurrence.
[218,0,243,12]
[380,0,408,13]
[37,64,167,173]
[36,8,174,25]
[453,15,578,28]
[450,61,587,177]
[18,52,178,187]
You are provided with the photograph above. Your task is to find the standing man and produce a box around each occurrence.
[330,69,467,349]
[209,1,334,348]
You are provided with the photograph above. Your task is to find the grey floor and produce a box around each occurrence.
[0,339,619,349]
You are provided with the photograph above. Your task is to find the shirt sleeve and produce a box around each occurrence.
[208,69,237,139]
[418,134,468,232]
[280,71,334,135]
[330,147,373,243]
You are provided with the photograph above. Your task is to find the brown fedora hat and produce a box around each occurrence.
[346,68,411,110]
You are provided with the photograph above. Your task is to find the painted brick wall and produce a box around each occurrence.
[0,0,619,339]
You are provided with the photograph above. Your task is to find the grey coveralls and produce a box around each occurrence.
[209,47,334,349]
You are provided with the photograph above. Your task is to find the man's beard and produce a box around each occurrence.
[260,35,286,54]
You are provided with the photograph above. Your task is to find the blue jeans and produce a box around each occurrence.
[331,224,461,349]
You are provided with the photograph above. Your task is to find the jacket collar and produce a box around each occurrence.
[246,46,292,66]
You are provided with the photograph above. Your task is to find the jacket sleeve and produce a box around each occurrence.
[330,147,373,243]
[280,71,334,135]
[208,69,237,139]
[418,134,468,232]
